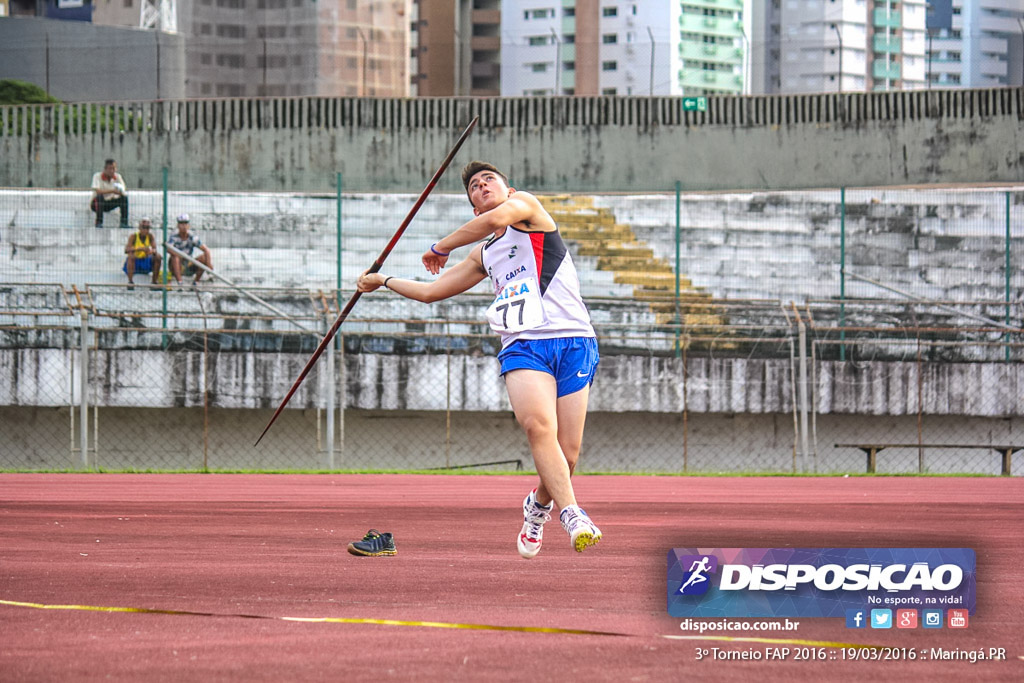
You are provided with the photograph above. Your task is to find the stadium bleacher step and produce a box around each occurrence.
[539,195,731,344]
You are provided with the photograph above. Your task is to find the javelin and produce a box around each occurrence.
[255,115,479,446]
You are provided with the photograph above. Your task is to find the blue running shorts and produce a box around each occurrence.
[122,256,154,274]
[497,337,599,397]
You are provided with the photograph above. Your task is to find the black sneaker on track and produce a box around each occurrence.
[347,529,396,557]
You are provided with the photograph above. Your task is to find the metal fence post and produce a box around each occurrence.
[1006,191,1012,363]
[161,166,169,349]
[337,172,343,311]
[839,186,846,361]
[79,308,89,469]
[325,313,335,470]
[796,308,810,473]
[674,180,682,358]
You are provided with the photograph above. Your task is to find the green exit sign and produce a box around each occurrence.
[682,97,707,112]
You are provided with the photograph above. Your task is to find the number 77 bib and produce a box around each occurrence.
[486,277,545,333]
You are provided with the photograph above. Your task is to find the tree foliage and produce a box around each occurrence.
[0,79,61,105]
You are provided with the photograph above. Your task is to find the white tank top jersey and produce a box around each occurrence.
[480,226,596,348]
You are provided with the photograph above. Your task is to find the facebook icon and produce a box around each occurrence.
[846,609,866,629]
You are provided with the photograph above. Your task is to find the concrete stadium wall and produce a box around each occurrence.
[0,17,187,102]
[3,347,1021,475]
[1,406,1020,476]
[1,88,1022,192]
[4,348,1020,416]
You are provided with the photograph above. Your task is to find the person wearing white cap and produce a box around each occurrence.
[168,213,212,285]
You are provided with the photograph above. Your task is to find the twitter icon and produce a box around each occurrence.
[870,609,892,629]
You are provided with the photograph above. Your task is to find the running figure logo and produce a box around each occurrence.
[677,554,718,595]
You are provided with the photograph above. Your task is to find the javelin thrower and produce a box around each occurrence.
[357,161,603,557]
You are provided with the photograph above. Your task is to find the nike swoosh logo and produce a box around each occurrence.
[576,370,588,378]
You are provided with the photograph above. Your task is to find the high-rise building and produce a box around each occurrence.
[753,0,928,94]
[92,0,411,98]
[499,1,748,97]
[411,0,500,96]
[926,0,1024,88]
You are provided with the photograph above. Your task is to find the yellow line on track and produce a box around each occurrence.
[1,598,880,649]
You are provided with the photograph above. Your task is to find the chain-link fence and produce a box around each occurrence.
[1,175,1021,474]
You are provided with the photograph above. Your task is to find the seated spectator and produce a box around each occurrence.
[122,217,162,289]
[168,214,213,285]
[90,158,129,229]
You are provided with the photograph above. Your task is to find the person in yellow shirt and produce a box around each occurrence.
[122,218,162,289]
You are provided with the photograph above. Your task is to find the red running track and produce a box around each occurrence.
[1,474,1022,682]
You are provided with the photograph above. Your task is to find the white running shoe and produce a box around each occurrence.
[517,488,552,559]
[559,505,602,552]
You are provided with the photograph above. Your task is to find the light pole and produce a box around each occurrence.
[1018,20,1024,87]
[831,23,843,93]
[647,26,655,95]
[927,28,934,89]
[739,25,749,95]
[550,27,561,96]
[356,27,368,96]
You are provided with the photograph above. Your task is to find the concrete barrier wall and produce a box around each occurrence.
[2,89,1022,192]
[4,347,1021,416]
[0,18,187,103]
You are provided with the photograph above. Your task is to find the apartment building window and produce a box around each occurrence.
[602,87,617,95]
[216,54,246,68]
[602,60,617,71]
[216,0,245,8]
[531,63,549,73]
[529,36,549,46]
[563,61,575,71]
[603,7,617,17]
[200,54,212,65]
[564,7,574,17]
[530,8,554,19]
[564,34,575,44]
[216,84,245,96]
[257,55,287,68]
[257,26,287,38]
[216,25,246,39]
[603,34,617,44]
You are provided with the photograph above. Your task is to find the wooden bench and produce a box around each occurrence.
[834,444,1021,476]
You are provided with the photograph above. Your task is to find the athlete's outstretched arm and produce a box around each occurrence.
[358,245,487,304]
